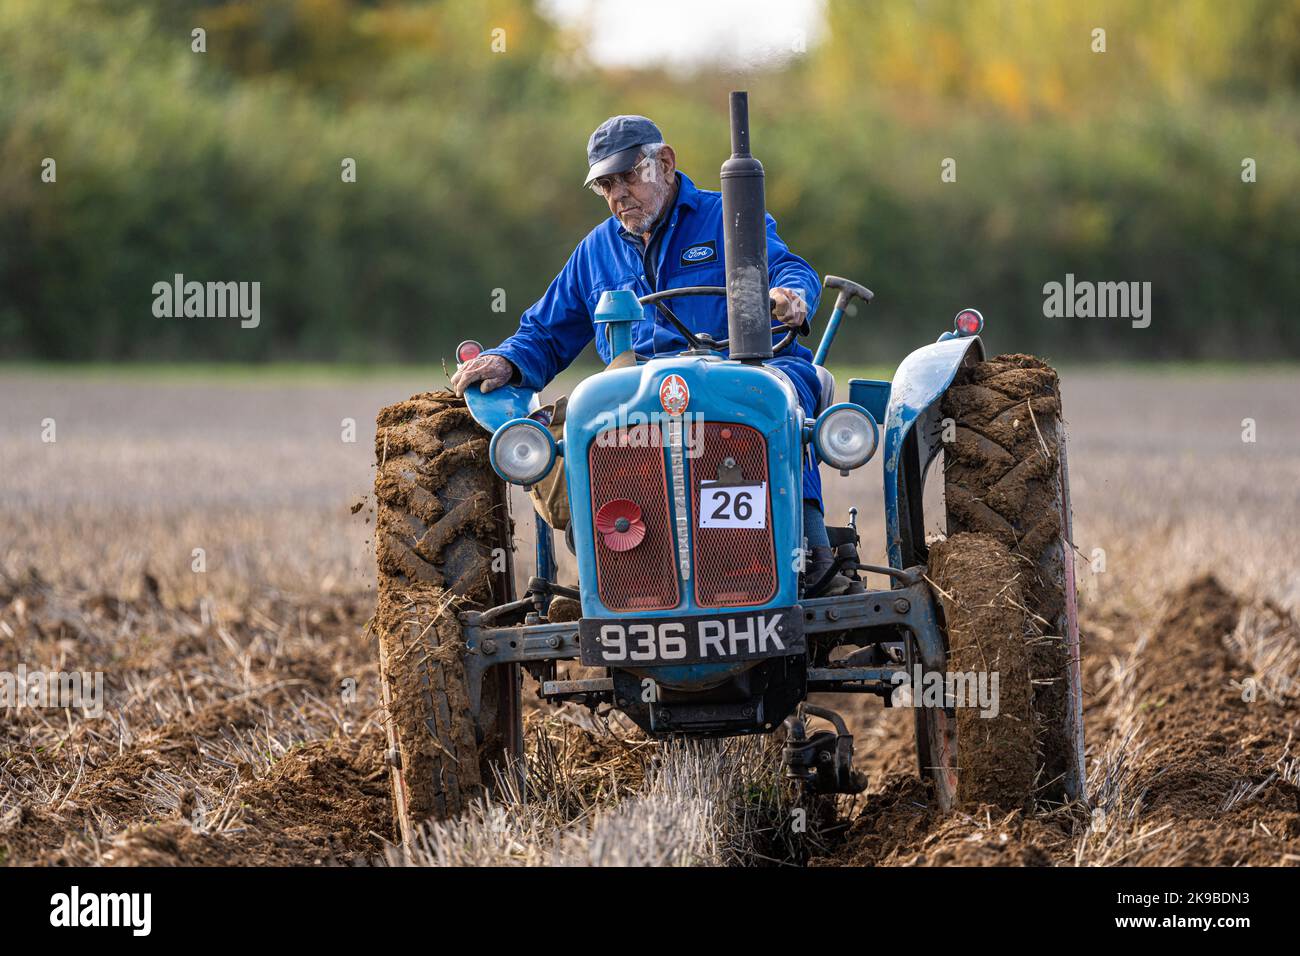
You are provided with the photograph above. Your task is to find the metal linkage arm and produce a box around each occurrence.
[801,573,946,676]
[459,617,581,716]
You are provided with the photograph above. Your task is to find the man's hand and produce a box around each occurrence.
[451,353,516,396]
[770,287,809,330]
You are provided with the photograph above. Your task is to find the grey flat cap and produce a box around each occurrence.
[584,114,663,187]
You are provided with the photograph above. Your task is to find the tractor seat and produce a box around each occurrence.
[814,364,836,415]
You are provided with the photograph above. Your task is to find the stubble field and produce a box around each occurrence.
[1,365,1297,866]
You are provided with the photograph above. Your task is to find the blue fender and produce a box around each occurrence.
[464,383,540,433]
[882,335,984,569]
[463,383,556,608]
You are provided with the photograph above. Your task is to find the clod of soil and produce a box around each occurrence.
[234,738,391,863]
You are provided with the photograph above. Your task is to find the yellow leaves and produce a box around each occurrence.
[930,31,965,92]
[814,0,1294,120]
[354,5,442,53]
[979,58,1028,120]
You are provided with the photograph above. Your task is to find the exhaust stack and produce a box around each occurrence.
[720,91,772,363]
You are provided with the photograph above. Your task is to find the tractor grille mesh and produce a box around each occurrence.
[588,427,679,611]
[692,423,776,607]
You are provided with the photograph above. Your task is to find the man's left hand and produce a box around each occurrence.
[770,287,809,330]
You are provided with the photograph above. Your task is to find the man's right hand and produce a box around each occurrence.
[451,353,516,396]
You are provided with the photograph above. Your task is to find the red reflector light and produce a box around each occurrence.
[456,339,483,363]
[955,309,983,335]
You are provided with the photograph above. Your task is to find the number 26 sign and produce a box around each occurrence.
[698,482,767,529]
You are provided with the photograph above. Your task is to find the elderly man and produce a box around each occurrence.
[451,114,842,588]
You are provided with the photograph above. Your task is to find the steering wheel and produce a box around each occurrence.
[636,286,801,355]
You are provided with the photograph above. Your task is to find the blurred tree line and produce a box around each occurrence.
[1,0,1297,365]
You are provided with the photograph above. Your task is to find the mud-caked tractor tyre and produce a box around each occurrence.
[918,354,1086,811]
[372,390,521,843]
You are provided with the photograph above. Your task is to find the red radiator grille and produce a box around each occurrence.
[691,423,777,607]
[588,427,679,612]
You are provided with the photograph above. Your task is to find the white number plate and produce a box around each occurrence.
[698,481,766,529]
[579,608,804,666]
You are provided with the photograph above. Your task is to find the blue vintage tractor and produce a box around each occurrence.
[373,93,1085,839]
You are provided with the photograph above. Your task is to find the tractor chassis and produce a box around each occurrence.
[458,569,950,741]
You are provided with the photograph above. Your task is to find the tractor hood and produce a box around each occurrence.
[565,354,805,622]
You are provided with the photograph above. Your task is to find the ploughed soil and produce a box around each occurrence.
[0,571,394,866]
[5,563,1296,866]
[814,575,1300,866]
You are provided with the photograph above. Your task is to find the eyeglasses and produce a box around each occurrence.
[589,157,657,197]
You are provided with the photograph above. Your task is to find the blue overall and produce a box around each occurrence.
[482,171,824,507]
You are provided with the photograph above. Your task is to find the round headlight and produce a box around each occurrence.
[489,418,557,486]
[813,404,879,473]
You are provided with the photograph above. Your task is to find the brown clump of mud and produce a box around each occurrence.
[81,737,390,867]
[231,737,391,865]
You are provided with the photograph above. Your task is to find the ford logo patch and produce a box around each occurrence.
[679,241,717,266]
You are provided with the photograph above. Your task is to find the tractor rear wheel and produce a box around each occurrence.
[928,354,1086,808]
[373,390,521,843]
[909,636,958,810]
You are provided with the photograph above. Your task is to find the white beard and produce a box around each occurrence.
[619,207,657,235]
[618,181,671,236]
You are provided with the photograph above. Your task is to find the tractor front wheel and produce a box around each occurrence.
[919,354,1085,811]
[373,390,521,843]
